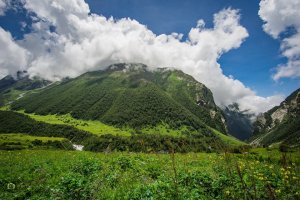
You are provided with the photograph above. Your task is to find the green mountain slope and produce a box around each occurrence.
[12,63,226,134]
[0,71,50,106]
[0,110,91,144]
[251,88,300,147]
[0,110,229,152]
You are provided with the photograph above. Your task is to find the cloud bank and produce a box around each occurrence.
[0,0,7,16]
[0,27,28,78]
[0,0,284,114]
[259,0,300,80]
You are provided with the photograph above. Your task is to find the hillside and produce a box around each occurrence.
[0,71,50,106]
[0,110,91,144]
[0,110,230,152]
[11,63,227,134]
[252,88,300,147]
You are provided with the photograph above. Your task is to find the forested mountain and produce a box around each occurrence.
[12,63,227,134]
[251,88,300,147]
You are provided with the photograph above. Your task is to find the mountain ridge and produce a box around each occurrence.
[11,63,227,135]
[251,88,300,147]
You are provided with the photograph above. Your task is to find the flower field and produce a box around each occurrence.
[1,148,299,199]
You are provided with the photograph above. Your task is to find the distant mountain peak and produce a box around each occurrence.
[222,102,254,140]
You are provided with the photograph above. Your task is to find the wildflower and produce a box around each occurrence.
[225,190,230,195]
[7,183,15,190]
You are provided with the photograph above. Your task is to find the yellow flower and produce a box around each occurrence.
[225,190,230,195]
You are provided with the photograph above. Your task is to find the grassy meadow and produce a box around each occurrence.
[0,134,73,150]
[0,107,299,199]
[18,111,205,138]
[1,149,299,199]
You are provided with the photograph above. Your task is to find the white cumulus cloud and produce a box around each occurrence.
[0,0,284,114]
[259,0,300,80]
[0,27,29,78]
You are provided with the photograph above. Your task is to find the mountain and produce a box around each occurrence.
[251,88,300,147]
[11,63,227,135]
[0,71,51,106]
[222,103,254,140]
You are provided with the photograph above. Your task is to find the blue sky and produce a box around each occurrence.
[0,0,299,113]
[85,0,299,97]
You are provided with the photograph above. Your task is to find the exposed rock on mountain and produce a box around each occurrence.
[251,88,300,147]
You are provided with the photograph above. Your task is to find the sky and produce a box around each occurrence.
[0,0,299,114]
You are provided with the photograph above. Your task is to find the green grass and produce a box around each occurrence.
[210,127,247,147]
[17,111,132,136]
[0,133,65,143]
[0,105,10,111]
[141,123,193,137]
[12,109,202,138]
[0,134,67,150]
[19,111,232,140]
[249,147,300,162]
[0,149,299,199]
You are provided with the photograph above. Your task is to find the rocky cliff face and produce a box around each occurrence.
[251,88,300,147]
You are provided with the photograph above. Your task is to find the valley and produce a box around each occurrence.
[0,63,299,199]
[1,0,300,199]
